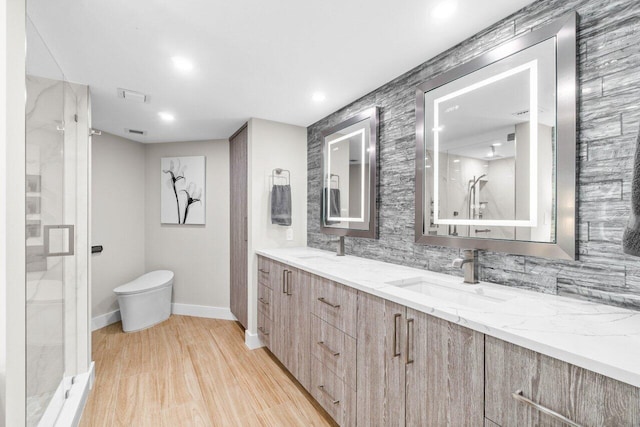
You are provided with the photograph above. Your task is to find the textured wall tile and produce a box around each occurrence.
[587,134,636,161]
[579,114,622,140]
[588,221,625,243]
[307,0,640,311]
[622,110,640,136]
[557,262,626,291]
[579,78,603,100]
[579,180,623,202]
[558,283,640,310]
[603,72,640,96]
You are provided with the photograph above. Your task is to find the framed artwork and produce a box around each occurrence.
[161,156,206,225]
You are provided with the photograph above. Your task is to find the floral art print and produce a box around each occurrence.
[161,156,206,224]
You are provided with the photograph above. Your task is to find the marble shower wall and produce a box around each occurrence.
[307,0,640,310]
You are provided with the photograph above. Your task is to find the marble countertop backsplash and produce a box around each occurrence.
[256,246,640,388]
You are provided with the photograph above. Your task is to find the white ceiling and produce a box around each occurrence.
[26,0,536,143]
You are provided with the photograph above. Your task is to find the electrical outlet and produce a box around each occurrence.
[286,228,294,241]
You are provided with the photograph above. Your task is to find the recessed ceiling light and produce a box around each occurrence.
[453,159,460,163]
[492,142,502,147]
[312,92,326,102]
[158,112,175,121]
[171,56,194,72]
[431,1,458,20]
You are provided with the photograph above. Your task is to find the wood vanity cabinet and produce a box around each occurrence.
[356,293,484,427]
[258,256,640,427]
[309,275,358,426]
[259,257,311,391]
[405,309,484,426]
[356,292,407,426]
[485,336,640,427]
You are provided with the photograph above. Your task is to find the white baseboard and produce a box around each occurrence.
[91,304,236,332]
[245,330,265,350]
[91,310,121,331]
[55,361,94,427]
[171,303,237,320]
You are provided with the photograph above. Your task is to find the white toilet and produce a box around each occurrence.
[114,270,174,332]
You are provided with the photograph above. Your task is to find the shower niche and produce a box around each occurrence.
[415,13,577,259]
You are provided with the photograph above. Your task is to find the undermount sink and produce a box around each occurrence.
[387,276,512,307]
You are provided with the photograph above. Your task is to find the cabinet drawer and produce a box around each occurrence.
[257,310,271,349]
[485,336,640,426]
[311,275,357,338]
[310,356,356,427]
[257,282,272,319]
[257,256,272,288]
[310,315,357,390]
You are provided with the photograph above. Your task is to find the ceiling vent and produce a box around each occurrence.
[117,88,148,103]
[125,128,146,136]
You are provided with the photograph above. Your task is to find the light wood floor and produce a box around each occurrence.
[81,315,336,426]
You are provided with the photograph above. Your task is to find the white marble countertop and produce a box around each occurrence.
[256,246,640,388]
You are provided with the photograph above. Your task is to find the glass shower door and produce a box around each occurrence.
[26,18,78,426]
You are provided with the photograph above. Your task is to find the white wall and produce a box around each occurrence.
[246,118,307,343]
[1,0,26,424]
[145,140,230,310]
[91,132,146,318]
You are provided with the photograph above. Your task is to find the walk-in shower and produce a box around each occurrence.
[26,16,91,426]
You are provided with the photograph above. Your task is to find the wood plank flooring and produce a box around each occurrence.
[81,315,336,426]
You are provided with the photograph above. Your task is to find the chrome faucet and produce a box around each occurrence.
[330,236,345,256]
[452,249,479,284]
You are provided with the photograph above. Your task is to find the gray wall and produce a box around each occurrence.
[145,139,230,310]
[91,135,230,318]
[92,132,146,317]
[308,0,640,310]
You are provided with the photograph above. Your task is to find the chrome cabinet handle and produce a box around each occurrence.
[317,385,339,405]
[512,390,582,427]
[393,313,401,357]
[317,297,340,308]
[258,326,270,336]
[317,341,340,357]
[258,297,269,306]
[282,270,287,294]
[287,270,292,296]
[406,318,414,365]
[259,268,269,274]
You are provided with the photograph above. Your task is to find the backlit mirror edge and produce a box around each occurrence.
[320,107,379,239]
[414,12,577,260]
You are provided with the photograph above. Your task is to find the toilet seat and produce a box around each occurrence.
[114,270,174,295]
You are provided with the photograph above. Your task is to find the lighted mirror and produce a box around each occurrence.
[415,13,576,259]
[321,107,378,238]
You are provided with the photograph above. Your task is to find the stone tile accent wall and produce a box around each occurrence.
[307,0,640,310]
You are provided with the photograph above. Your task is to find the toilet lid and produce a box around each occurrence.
[114,270,174,295]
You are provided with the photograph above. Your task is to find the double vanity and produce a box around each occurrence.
[255,11,639,427]
[256,248,640,426]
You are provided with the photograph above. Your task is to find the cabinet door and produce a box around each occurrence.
[485,336,640,427]
[357,292,406,427]
[269,261,287,364]
[285,268,311,391]
[405,310,484,427]
[229,125,248,327]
